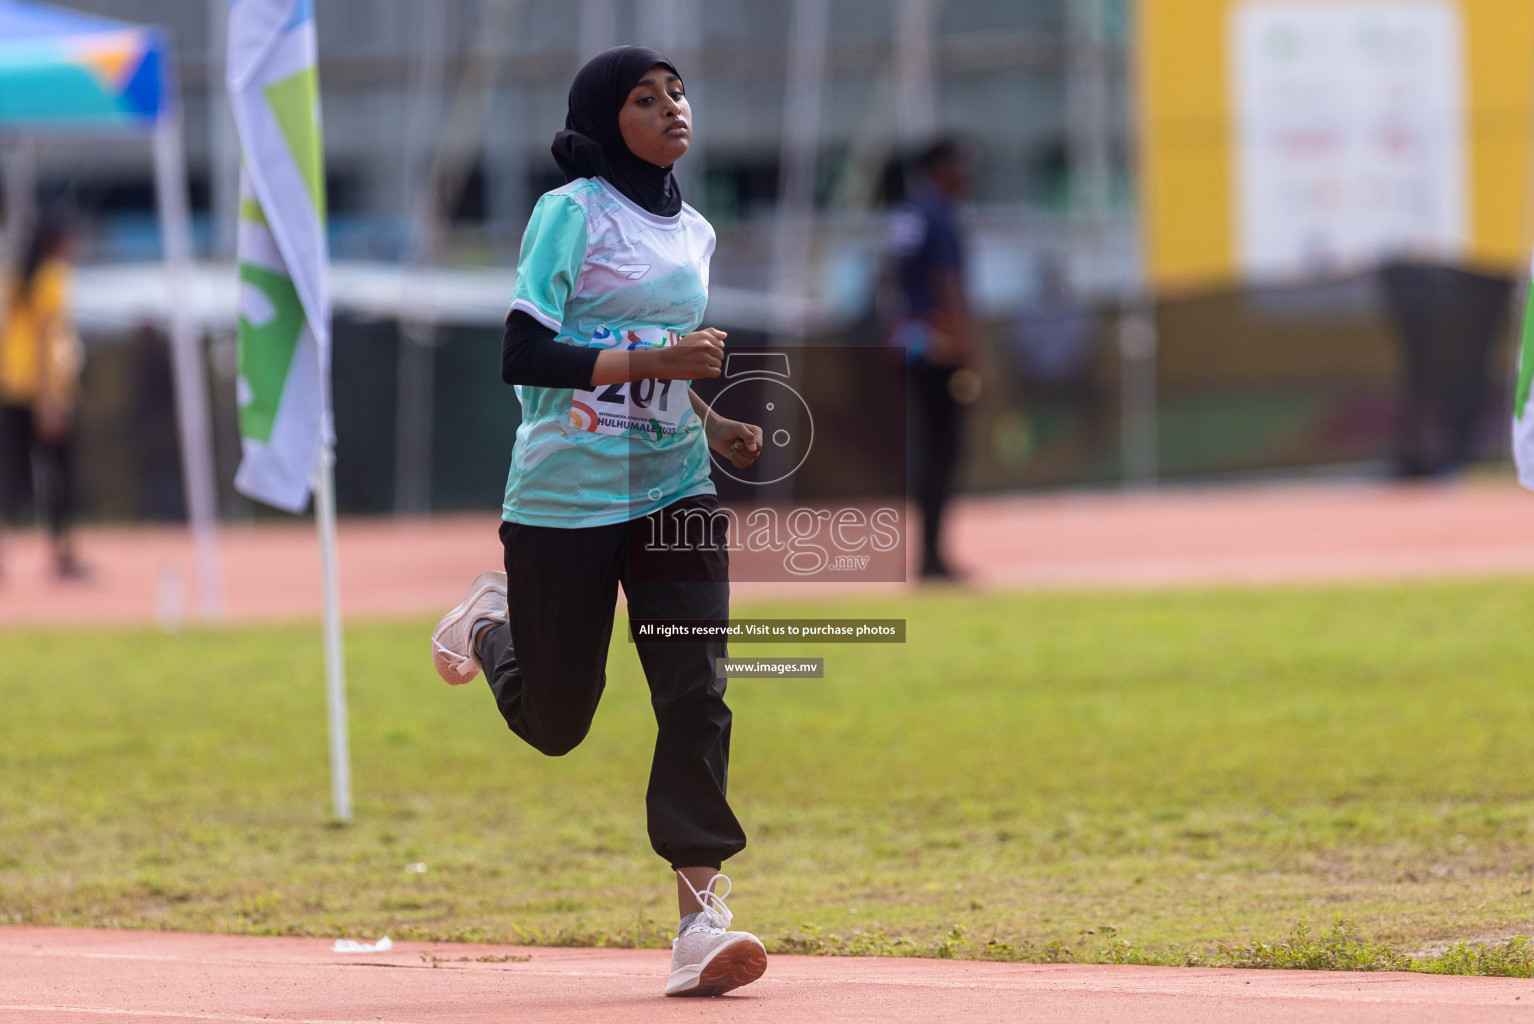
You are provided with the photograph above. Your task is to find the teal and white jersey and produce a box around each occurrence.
[503,177,717,528]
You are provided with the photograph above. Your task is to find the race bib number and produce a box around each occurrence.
[570,325,690,440]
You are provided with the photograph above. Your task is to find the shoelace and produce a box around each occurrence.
[678,871,734,934]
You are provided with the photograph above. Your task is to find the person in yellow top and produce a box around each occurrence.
[0,215,86,580]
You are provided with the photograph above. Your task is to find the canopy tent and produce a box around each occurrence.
[0,1,166,127]
[0,0,222,618]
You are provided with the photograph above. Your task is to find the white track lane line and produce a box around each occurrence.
[0,1006,412,1024]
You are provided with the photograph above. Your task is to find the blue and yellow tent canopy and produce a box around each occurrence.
[0,0,166,131]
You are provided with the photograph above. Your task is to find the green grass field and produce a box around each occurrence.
[4,581,1534,972]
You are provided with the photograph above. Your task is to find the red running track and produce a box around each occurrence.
[2,479,1533,629]
[6,486,1534,1016]
[2,927,1532,1024]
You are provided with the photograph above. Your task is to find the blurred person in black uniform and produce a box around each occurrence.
[0,215,86,580]
[885,138,978,580]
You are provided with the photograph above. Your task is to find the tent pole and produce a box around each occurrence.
[2,136,36,266]
[312,443,352,822]
[154,114,226,620]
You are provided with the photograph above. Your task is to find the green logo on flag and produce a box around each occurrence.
[237,263,306,443]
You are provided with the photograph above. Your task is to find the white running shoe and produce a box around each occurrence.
[430,571,507,684]
[664,873,768,997]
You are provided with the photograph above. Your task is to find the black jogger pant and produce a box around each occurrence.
[909,363,963,572]
[477,494,746,871]
[0,403,74,540]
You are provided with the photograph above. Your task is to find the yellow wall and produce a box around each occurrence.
[1137,0,1534,291]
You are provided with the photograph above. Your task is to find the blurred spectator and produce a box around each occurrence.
[1379,262,1512,478]
[1009,260,1108,454]
[885,137,979,581]
[0,214,87,579]
[1013,262,1094,386]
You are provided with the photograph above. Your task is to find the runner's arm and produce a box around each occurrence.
[591,329,727,385]
[691,390,763,469]
[503,310,728,389]
[501,311,601,388]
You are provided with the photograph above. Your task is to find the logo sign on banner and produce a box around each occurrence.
[1231,0,1466,281]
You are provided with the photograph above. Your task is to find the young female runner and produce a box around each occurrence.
[430,45,767,997]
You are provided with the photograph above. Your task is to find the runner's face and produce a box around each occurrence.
[618,64,690,168]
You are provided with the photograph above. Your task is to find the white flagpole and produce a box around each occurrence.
[312,444,351,821]
[155,113,226,620]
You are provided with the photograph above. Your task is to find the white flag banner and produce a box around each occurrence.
[1514,257,1534,489]
[228,0,331,513]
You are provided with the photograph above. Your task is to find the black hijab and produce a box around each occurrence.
[552,45,684,218]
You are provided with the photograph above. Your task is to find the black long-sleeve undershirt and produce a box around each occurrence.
[501,310,600,389]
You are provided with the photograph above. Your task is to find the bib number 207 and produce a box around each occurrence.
[597,377,673,411]
[570,376,687,438]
